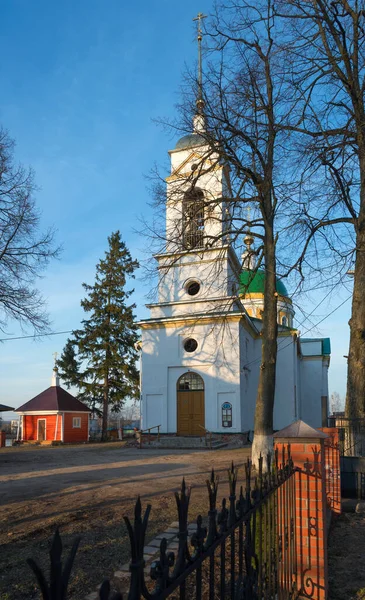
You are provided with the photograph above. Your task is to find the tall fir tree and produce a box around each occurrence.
[57,339,80,389]
[57,231,139,440]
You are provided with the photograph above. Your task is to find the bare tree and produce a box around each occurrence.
[330,391,344,414]
[118,403,140,425]
[276,0,365,421]
[144,1,302,466]
[0,127,59,333]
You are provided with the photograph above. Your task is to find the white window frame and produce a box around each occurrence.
[72,417,81,428]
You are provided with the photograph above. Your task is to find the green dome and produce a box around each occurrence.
[175,133,205,150]
[239,269,288,297]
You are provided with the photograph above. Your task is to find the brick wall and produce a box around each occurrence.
[274,438,328,600]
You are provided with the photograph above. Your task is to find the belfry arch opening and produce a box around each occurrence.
[182,188,205,250]
[177,372,205,435]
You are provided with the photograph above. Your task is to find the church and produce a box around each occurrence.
[138,26,330,438]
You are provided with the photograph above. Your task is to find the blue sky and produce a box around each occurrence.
[0,0,351,418]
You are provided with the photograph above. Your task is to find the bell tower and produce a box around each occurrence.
[153,14,240,308]
[139,14,245,437]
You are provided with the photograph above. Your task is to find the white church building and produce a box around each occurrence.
[138,47,330,437]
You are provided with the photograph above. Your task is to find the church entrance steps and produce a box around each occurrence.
[139,435,227,450]
[138,434,251,450]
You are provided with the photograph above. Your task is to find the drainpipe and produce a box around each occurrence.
[134,340,143,428]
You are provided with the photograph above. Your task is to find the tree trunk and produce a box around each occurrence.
[345,226,365,420]
[252,224,278,470]
[101,296,112,442]
[345,155,365,454]
[344,106,365,451]
[101,379,109,442]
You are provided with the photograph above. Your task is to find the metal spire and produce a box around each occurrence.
[193,12,207,114]
[52,352,60,386]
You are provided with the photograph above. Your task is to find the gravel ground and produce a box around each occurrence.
[0,442,251,599]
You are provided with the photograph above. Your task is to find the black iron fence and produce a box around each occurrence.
[27,449,300,600]
[324,436,341,513]
[327,416,365,499]
[328,416,365,456]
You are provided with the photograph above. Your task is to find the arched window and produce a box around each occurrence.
[282,316,287,327]
[222,402,232,427]
[182,188,204,249]
[177,372,204,392]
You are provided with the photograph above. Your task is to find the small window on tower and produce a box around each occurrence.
[186,281,200,296]
[184,338,198,353]
[222,402,232,428]
[282,316,287,327]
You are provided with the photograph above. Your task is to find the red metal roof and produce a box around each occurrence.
[16,386,91,413]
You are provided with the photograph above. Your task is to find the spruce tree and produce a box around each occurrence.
[57,339,80,389]
[58,231,139,441]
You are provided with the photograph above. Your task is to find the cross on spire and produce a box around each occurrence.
[193,12,207,113]
[246,205,251,228]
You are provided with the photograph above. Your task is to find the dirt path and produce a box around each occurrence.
[328,511,365,599]
[0,443,251,599]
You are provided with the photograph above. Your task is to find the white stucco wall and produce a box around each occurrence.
[156,247,236,304]
[238,333,301,432]
[273,337,297,429]
[239,326,260,432]
[299,357,325,428]
[141,318,242,433]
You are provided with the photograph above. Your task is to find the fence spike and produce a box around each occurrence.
[206,468,219,511]
[191,514,207,557]
[172,477,191,577]
[150,537,175,590]
[218,497,228,533]
[123,497,151,599]
[27,528,81,600]
[258,454,263,480]
[99,580,123,600]
[228,463,238,527]
[267,452,271,474]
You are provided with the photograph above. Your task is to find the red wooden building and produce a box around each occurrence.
[16,368,91,444]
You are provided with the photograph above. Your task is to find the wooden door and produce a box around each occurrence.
[189,391,205,435]
[177,391,191,436]
[38,419,46,442]
[177,390,205,436]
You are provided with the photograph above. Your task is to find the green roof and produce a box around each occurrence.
[322,338,331,355]
[300,338,331,356]
[239,269,289,297]
[175,133,206,150]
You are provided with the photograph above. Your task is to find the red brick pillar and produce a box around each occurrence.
[319,427,341,516]
[0,431,6,447]
[274,420,329,600]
